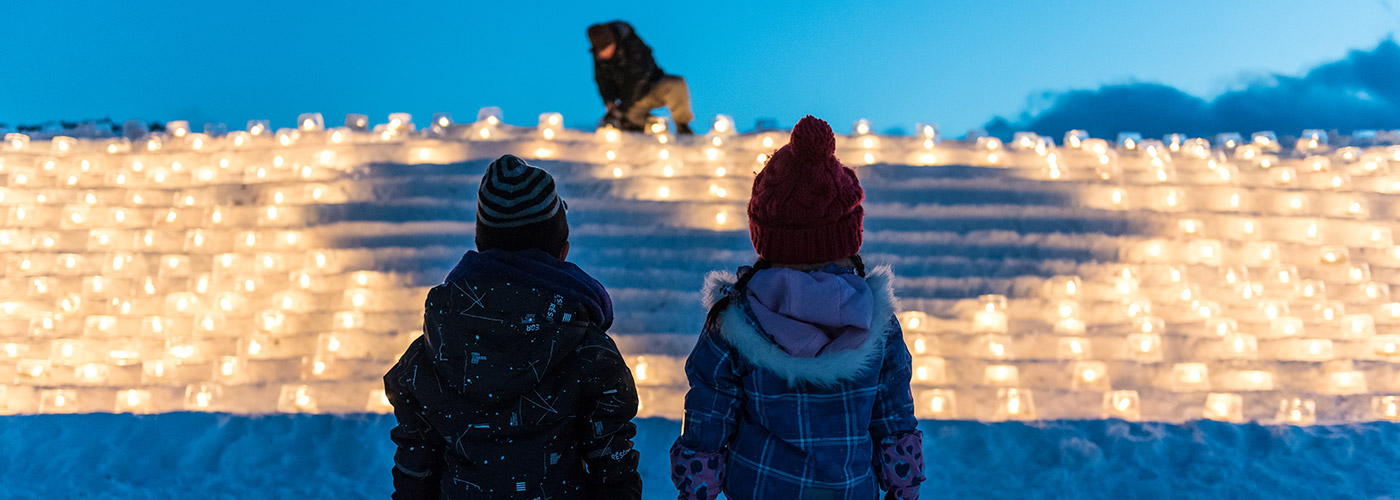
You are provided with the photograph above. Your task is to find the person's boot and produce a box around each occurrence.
[676,123,694,135]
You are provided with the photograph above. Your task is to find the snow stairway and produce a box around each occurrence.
[3,118,1400,424]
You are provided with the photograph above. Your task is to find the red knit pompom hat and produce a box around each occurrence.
[747,115,865,264]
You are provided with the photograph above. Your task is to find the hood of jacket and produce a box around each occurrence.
[425,249,613,406]
[744,268,875,358]
[702,265,900,386]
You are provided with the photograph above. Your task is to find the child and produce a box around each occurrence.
[385,155,642,499]
[671,116,925,499]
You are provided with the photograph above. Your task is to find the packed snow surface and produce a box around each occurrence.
[1,413,1397,498]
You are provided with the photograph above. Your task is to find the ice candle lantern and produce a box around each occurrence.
[1103,390,1141,420]
[1203,393,1244,422]
[1277,398,1315,425]
[538,113,563,140]
[298,113,325,132]
[919,389,956,419]
[972,295,1008,333]
[995,388,1035,420]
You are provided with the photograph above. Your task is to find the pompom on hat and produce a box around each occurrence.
[746,115,865,264]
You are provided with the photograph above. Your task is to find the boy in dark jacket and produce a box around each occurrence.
[384,154,642,499]
[588,20,694,134]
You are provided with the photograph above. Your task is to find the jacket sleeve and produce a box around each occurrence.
[672,323,743,500]
[868,320,925,499]
[614,22,662,108]
[594,59,619,105]
[577,331,643,500]
[385,344,446,499]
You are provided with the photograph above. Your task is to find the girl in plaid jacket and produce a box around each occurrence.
[671,116,925,500]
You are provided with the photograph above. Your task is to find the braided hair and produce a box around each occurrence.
[702,255,867,331]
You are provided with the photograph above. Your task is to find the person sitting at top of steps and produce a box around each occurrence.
[588,20,694,135]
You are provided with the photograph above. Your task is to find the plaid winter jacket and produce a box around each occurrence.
[672,265,925,500]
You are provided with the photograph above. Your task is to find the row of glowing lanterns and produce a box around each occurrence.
[4,384,391,414]
[16,382,1400,424]
[5,109,1385,177]
[910,388,1400,424]
[628,349,1400,423]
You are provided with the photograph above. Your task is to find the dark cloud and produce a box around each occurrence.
[986,39,1400,141]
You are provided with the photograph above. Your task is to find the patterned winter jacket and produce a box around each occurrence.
[672,265,925,500]
[384,249,642,499]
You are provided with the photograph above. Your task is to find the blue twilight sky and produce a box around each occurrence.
[3,0,1398,135]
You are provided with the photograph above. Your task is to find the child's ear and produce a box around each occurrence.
[557,241,571,261]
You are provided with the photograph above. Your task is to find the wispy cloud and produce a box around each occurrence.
[986,39,1400,140]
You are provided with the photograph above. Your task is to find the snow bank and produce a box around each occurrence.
[2,413,1396,498]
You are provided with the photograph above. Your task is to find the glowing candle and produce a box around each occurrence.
[185,383,221,411]
[905,334,934,356]
[1310,299,1344,323]
[306,355,333,378]
[75,363,109,383]
[920,389,957,419]
[1270,317,1304,337]
[1171,363,1210,392]
[1071,361,1109,390]
[1298,279,1325,300]
[258,310,285,333]
[1328,371,1367,395]
[1,343,29,359]
[984,364,1019,385]
[912,357,946,385]
[1344,314,1376,338]
[51,339,84,366]
[1203,393,1243,422]
[115,389,153,413]
[632,355,652,385]
[1226,370,1274,391]
[1205,318,1237,337]
[142,359,170,382]
[982,335,1012,359]
[1103,390,1140,420]
[107,341,141,366]
[972,295,1008,333]
[995,388,1035,420]
[1373,335,1400,357]
[367,390,394,413]
[1373,396,1400,421]
[1346,264,1371,283]
[1260,300,1288,321]
[40,389,78,413]
[18,359,50,381]
[298,113,324,131]
[1125,330,1159,361]
[333,311,365,330]
[1057,337,1091,359]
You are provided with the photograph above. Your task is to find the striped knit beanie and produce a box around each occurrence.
[475,155,570,255]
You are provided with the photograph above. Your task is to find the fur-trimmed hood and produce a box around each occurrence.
[701,265,901,386]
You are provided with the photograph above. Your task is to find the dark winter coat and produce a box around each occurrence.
[592,21,664,111]
[384,249,642,499]
[672,265,925,500]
